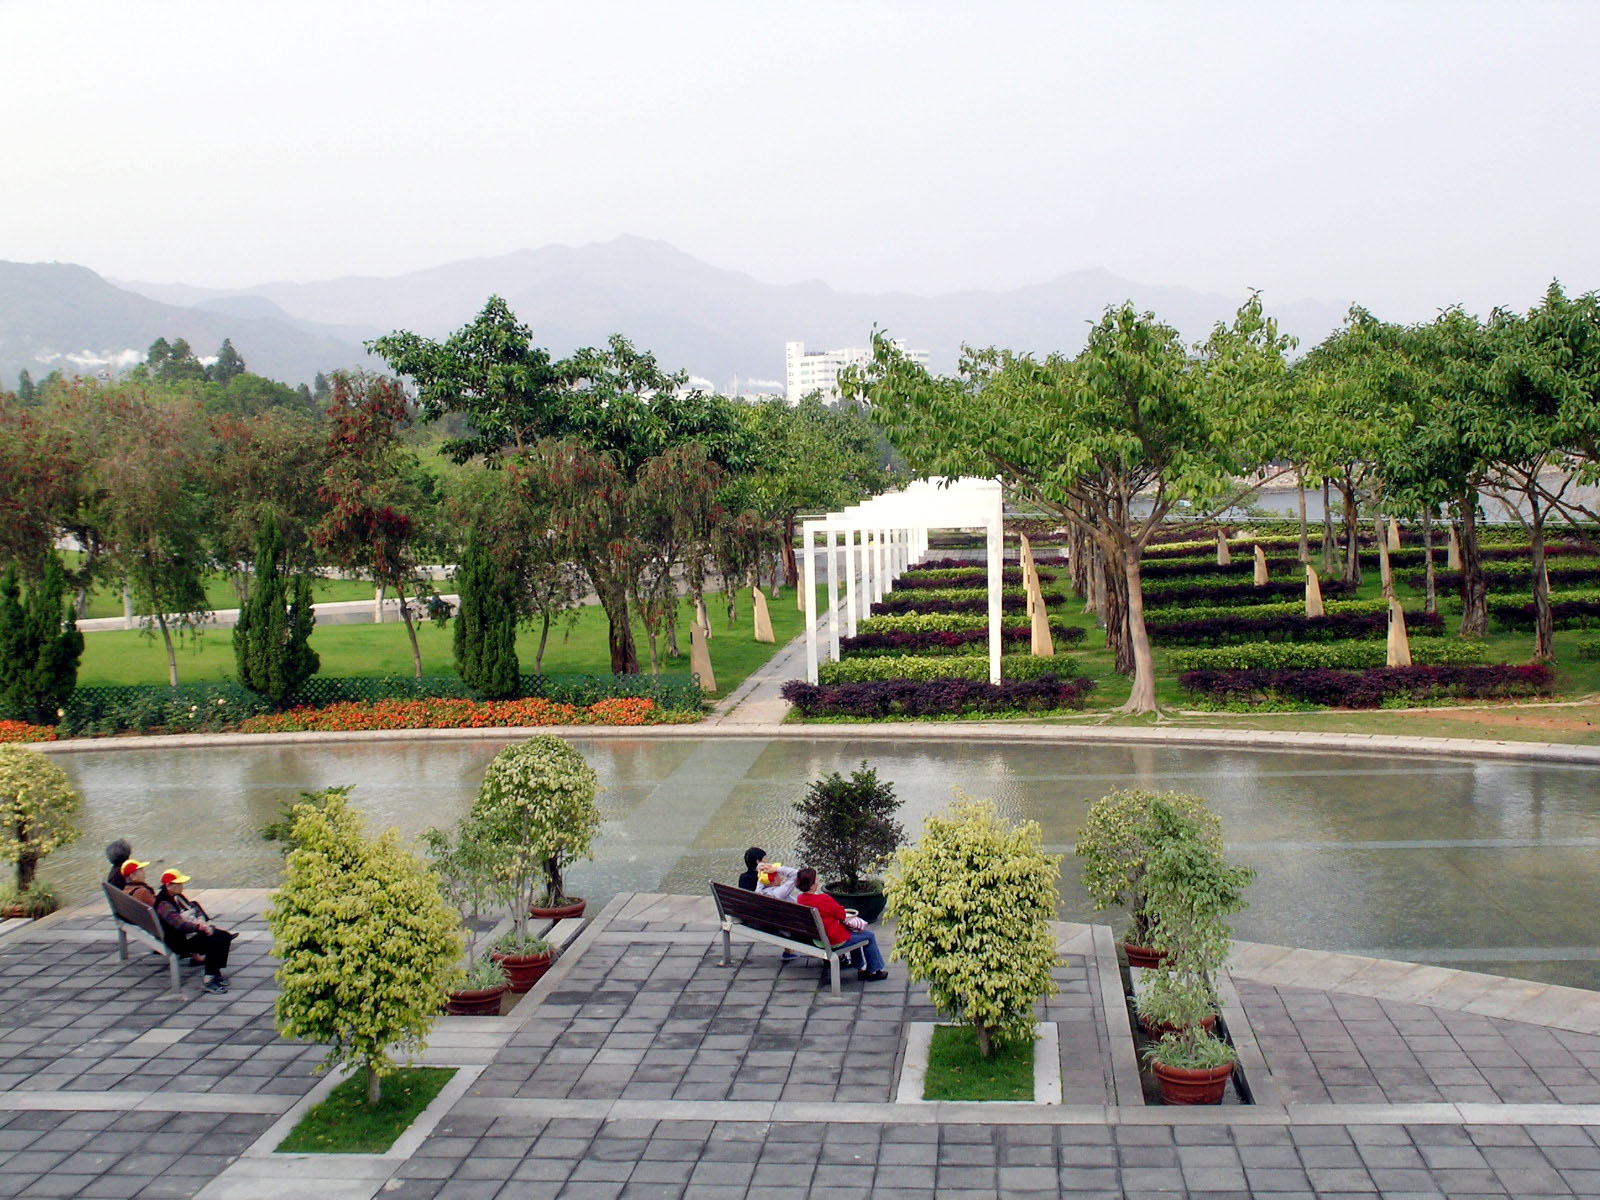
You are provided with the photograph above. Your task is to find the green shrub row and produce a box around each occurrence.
[859,611,1079,635]
[1142,597,1391,624]
[817,653,1073,684]
[1575,638,1600,662]
[1165,637,1488,672]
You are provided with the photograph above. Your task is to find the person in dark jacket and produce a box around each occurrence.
[153,869,236,994]
[105,839,132,890]
[119,860,156,906]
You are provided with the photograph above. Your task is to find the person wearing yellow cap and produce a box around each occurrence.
[153,869,237,994]
[119,860,156,906]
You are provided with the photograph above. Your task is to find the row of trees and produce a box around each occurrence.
[849,282,1600,712]
[0,309,891,700]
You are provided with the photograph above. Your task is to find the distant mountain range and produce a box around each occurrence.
[2,236,1351,391]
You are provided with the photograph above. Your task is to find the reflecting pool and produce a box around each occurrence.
[43,736,1600,990]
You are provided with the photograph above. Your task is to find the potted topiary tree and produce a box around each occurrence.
[423,821,509,1015]
[1135,799,1255,1105]
[470,736,601,990]
[0,744,82,918]
[885,795,1060,1059]
[794,761,905,924]
[1074,787,1223,966]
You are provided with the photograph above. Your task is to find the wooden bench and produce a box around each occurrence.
[102,882,182,993]
[710,882,857,997]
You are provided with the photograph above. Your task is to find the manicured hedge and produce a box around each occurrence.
[1139,577,1359,604]
[840,624,1086,656]
[1142,597,1392,624]
[1146,609,1443,646]
[817,653,1079,684]
[1489,595,1600,631]
[1178,663,1554,708]
[1407,565,1600,594]
[875,591,1050,616]
[781,674,1097,718]
[1575,637,1600,662]
[1166,637,1487,671]
[898,567,1059,587]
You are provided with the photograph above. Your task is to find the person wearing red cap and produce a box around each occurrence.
[119,860,156,906]
[153,869,237,994]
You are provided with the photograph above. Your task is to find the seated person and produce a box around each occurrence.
[795,867,888,982]
[153,869,237,995]
[737,846,802,962]
[105,838,133,891]
[119,860,156,906]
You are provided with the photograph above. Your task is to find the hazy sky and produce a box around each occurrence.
[4,0,1596,322]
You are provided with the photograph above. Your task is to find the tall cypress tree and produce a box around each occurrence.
[235,518,320,706]
[452,529,519,698]
[0,556,84,725]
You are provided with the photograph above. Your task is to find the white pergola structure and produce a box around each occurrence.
[801,477,1005,685]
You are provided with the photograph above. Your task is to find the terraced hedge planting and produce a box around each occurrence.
[875,591,1049,616]
[1407,565,1600,594]
[1142,597,1392,623]
[1138,577,1359,604]
[839,624,1086,656]
[1146,609,1443,646]
[781,675,1096,718]
[1489,595,1600,631]
[1178,663,1554,708]
[1166,638,1487,671]
[817,653,1079,683]
[910,557,1067,574]
[896,567,1059,588]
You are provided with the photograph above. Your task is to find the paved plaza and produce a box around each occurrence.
[7,891,1600,1198]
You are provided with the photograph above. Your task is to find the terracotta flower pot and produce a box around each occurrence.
[1151,1059,1235,1105]
[1124,940,1168,968]
[1139,1013,1217,1041]
[529,897,586,921]
[445,984,508,1016]
[491,950,554,994]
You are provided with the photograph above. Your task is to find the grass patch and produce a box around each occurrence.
[923,1024,1035,1101]
[275,1066,455,1154]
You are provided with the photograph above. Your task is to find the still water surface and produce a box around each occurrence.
[44,737,1600,990]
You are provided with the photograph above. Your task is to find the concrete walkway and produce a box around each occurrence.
[8,891,1600,1198]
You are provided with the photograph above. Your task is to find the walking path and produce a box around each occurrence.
[8,891,1600,1198]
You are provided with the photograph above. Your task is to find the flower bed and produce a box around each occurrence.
[0,720,56,744]
[840,624,1086,656]
[1166,637,1487,671]
[781,675,1096,718]
[235,695,690,733]
[1146,609,1443,646]
[1178,663,1554,708]
[1142,597,1390,624]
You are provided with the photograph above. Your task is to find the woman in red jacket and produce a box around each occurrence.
[795,867,888,981]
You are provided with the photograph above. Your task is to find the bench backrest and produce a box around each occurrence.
[710,881,830,947]
[103,881,164,942]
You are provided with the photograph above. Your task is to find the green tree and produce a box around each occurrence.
[0,744,82,896]
[268,790,461,1106]
[0,555,83,724]
[16,370,34,404]
[209,338,246,384]
[451,527,519,698]
[233,517,320,706]
[885,796,1060,1057]
[208,406,327,600]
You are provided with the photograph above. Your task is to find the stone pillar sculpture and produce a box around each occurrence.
[1253,544,1268,586]
[1305,565,1325,618]
[1447,525,1462,570]
[752,586,775,643]
[1217,531,1231,566]
[1386,598,1411,668]
[1388,517,1402,551]
[690,623,717,693]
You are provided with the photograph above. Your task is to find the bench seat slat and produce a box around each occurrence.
[709,882,856,997]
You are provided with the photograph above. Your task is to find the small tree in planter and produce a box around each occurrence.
[422,820,509,1012]
[1136,799,1256,1104]
[0,744,82,916]
[885,796,1060,1058]
[472,735,602,925]
[269,791,461,1106]
[1075,787,1222,958]
[794,761,905,922]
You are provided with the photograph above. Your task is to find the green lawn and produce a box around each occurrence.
[77,585,825,701]
[923,1024,1035,1101]
[275,1067,455,1154]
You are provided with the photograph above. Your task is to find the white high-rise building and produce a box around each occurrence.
[784,339,929,403]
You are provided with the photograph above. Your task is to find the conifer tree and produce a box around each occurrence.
[0,556,84,725]
[233,517,320,706]
[452,528,519,698]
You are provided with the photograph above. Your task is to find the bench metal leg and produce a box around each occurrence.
[720,922,732,967]
[828,953,841,998]
[116,927,128,963]
[167,951,181,994]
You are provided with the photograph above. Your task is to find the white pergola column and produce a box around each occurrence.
[803,523,818,684]
[845,527,859,635]
[986,511,1003,683]
[825,524,840,661]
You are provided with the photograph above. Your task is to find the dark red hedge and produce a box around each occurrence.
[1146,610,1444,646]
[1178,663,1554,708]
[780,675,1097,717]
[840,624,1087,656]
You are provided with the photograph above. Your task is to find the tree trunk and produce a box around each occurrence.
[1320,479,1336,577]
[366,1064,381,1108]
[397,586,423,679]
[157,612,179,687]
[1296,469,1309,563]
[1339,479,1362,585]
[782,514,799,588]
[646,627,660,675]
[1101,553,1132,673]
[1068,525,1090,598]
[666,602,680,658]
[535,612,551,674]
[974,1021,993,1059]
[16,843,37,893]
[598,586,640,675]
[1117,547,1158,713]
[1529,491,1554,662]
[1458,501,1489,637]
[545,854,564,906]
[1423,509,1437,616]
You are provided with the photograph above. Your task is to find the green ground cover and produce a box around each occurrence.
[922,1024,1034,1101]
[76,585,823,701]
[275,1067,455,1153]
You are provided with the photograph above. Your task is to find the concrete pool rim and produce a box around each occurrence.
[30,720,1600,767]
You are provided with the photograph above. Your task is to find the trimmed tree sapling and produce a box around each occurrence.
[793,761,905,894]
[0,744,81,908]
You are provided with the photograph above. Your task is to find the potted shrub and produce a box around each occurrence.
[423,822,510,1015]
[1137,799,1255,1105]
[795,761,905,924]
[0,744,82,918]
[1074,788,1222,965]
[472,733,601,921]
[488,929,555,994]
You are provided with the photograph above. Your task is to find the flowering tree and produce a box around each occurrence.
[885,796,1059,1057]
[268,790,460,1106]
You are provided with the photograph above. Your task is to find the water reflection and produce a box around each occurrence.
[43,736,1600,990]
